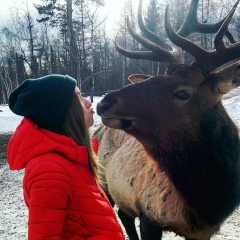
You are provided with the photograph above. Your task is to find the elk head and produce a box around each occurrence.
[97,0,240,152]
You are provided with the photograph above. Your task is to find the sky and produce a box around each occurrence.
[0,0,140,31]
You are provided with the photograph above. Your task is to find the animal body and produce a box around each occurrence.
[94,0,240,239]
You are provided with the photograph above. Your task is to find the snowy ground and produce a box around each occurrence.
[1,92,240,239]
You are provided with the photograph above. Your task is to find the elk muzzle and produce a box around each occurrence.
[96,101,113,116]
[97,97,134,130]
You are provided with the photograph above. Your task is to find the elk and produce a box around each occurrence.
[94,0,240,239]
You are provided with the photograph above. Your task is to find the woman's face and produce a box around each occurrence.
[75,87,94,128]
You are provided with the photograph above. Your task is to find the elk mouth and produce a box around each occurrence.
[97,101,135,129]
[101,117,133,130]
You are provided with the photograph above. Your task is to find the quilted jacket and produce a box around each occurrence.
[7,117,124,240]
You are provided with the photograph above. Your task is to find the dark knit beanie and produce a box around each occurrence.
[9,74,77,133]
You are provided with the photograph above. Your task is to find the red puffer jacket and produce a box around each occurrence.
[7,117,124,240]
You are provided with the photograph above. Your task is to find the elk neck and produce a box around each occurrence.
[139,102,240,226]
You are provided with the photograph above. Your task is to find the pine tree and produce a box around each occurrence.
[145,0,160,33]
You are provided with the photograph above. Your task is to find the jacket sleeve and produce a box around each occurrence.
[86,236,110,240]
[91,138,99,155]
[24,159,72,240]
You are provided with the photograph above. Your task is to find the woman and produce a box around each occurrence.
[7,74,124,240]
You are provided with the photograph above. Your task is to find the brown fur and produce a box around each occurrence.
[94,0,240,237]
[93,125,222,239]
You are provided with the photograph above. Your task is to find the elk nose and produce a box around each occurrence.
[97,101,112,116]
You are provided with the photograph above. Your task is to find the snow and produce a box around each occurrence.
[0,105,22,134]
[0,96,104,134]
[0,93,240,239]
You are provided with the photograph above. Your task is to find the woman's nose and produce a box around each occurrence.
[84,98,92,109]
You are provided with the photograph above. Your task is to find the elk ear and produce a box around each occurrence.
[128,74,152,84]
[211,61,240,100]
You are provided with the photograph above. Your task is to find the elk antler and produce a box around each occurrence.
[165,0,240,72]
[115,0,240,72]
[115,17,179,63]
[115,0,181,64]
[137,0,236,47]
[177,0,236,43]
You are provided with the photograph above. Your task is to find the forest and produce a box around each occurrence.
[0,0,239,103]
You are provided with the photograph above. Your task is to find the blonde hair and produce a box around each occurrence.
[60,92,98,180]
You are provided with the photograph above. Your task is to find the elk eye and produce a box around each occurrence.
[175,90,190,100]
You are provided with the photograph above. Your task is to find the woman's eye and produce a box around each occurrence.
[175,91,190,100]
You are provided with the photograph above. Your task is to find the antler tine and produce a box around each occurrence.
[115,17,180,64]
[212,4,240,65]
[177,0,236,44]
[224,0,240,43]
[214,6,236,53]
[165,1,240,72]
[126,17,178,63]
[115,0,183,64]
[137,0,173,51]
[165,5,209,64]
[214,0,240,47]
[115,36,164,62]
